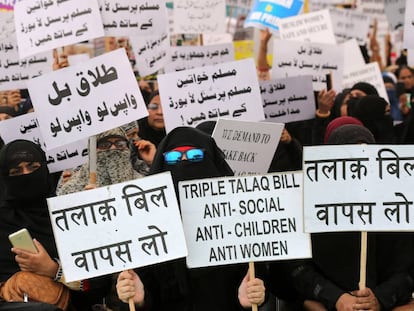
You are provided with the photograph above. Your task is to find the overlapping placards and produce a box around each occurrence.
[47,171,187,282]
[179,172,311,268]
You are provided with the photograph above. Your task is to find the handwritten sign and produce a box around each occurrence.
[342,62,389,102]
[308,0,346,12]
[260,76,315,123]
[164,43,235,72]
[48,171,187,282]
[212,119,283,175]
[403,0,414,49]
[383,0,405,30]
[179,173,311,268]
[157,58,264,132]
[271,40,344,91]
[129,32,170,77]
[202,33,233,46]
[304,145,414,232]
[244,0,304,32]
[27,48,148,150]
[173,0,226,34]
[330,7,370,45]
[0,112,88,173]
[278,9,336,44]
[14,0,104,59]
[99,0,168,36]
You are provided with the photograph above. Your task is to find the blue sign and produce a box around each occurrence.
[244,0,304,32]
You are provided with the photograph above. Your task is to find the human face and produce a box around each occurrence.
[398,68,414,90]
[97,137,128,151]
[147,95,165,130]
[9,161,41,176]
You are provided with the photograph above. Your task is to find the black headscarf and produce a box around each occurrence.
[0,140,57,282]
[150,126,234,194]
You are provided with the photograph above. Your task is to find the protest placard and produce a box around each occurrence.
[341,39,366,70]
[27,48,148,150]
[14,0,104,59]
[179,172,311,268]
[157,58,264,132]
[383,0,405,30]
[47,171,187,282]
[403,0,414,49]
[279,9,336,44]
[342,62,389,102]
[164,43,235,72]
[260,76,315,123]
[227,0,254,10]
[330,7,370,45]
[212,119,283,175]
[129,32,170,77]
[0,112,88,173]
[0,12,53,90]
[99,0,168,36]
[244,0,304,32]
[173,0,226,34]
[271,40,343,91]
[303,145,414,232]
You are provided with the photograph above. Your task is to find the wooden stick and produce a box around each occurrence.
[249,261,258,311]
[88,136,97,184]
[129,298,136,311]
[359,231,367,290]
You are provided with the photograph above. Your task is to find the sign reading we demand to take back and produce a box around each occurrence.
[179,172,311,268]
[304,145,414,233]
[47,172,187,282]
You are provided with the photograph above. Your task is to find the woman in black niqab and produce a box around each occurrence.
[0,140,57,283]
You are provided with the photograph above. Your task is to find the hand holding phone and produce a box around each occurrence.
[8,228,38,253]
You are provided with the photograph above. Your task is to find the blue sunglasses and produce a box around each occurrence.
[163,148,204,165]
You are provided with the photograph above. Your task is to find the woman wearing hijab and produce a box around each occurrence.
[116,127,265,311]
[0,140,111,310]
[57,127,148,195]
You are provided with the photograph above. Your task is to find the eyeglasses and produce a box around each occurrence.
[147,103,161,111]
[97,140,128,150]
[163,148,204,165]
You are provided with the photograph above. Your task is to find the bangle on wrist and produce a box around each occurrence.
[315,109,331,118]
[54,260,63,282]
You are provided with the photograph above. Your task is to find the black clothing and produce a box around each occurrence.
[137,117,166,146]
[134,127,245,311]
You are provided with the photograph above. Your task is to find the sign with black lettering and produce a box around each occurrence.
[47,172,187,282]
[178,172,311,268]
[212,119,283,176]
[304,145,414,232]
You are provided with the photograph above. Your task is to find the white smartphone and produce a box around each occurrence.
[8,228,38,253]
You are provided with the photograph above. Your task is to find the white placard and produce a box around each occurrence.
[0,112,88,173]
[304,145,414,232]
[341,39,366,71]
[179,173,312,268]
[271,40,344,91]
[164,44,235,73]
[14,0,104,59]
[226,0,253,9]
[330,8,370,45]
[403,0,414,49]
[384,0,405,30]
[99,0,168,36]
[173,0,226,34]
[27,48,148,150]
[202,33,233,46]
[157,58,264,132]
[48,171,187,282]
[212,119,284,176]
[260,76,316,123]
[342,62,389,102]
[278,9,336,44]
[129,32,170,77]
[0,12,53,90]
